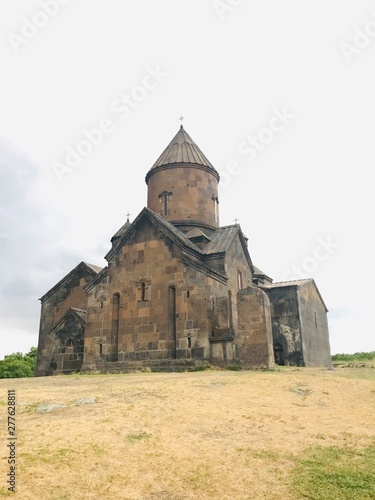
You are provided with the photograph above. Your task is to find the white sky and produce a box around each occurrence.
[0,0,374,359]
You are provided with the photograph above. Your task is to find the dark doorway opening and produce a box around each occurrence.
[274,343,284,366]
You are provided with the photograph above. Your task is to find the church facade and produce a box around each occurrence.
[36,126,331,376]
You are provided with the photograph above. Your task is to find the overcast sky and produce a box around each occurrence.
[0,0,374,359]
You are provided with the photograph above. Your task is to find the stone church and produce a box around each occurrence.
[36,125,332,376]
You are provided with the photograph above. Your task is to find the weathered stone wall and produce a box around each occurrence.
[206,233,255,365]
[47,311,85,374]
[146,165,219,232]
[266,287,304,366]
[224,233,253,331]
[298,283,332,367]
[82,219,269,371]
[83,218,220,370]
[266,284,331,367]
[36,266,93,376]
[236,286,274,369]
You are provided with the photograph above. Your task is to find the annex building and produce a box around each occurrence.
[36,125,331,375]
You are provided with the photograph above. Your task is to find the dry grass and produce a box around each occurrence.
[1,366,375,499]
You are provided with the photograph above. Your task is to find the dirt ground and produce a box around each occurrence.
[1,366,374,499]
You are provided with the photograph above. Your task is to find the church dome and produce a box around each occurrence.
[145,126,220,234]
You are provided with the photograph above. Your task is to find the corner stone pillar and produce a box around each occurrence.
[236,286,275,369]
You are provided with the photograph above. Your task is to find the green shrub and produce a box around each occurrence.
[0,347,37,378]
[331,351,375,362]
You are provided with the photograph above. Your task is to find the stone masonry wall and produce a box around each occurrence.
[236,286,274,369]
[83,218,218,370]
[298,283,332,367]
[147,165,219,232]
[266,287,304,366]
[36,267,93,376]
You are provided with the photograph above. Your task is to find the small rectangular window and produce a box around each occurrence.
[141,282,146,301]
[237,271,243,290]
[213,197,219,222]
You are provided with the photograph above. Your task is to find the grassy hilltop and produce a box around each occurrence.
[0,366,374,499]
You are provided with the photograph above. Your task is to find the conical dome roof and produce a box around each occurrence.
[151,125,216,170]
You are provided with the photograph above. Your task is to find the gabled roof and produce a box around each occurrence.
[149,125,217,170]
[50,307,87,336]
[39,261,103,302]
[253,265,269,276]
[265,278,312,288]
[85,266,108,293]
[262,278,328,312]
[253,265,273,282]
[204,225,239,253]
[186,227,211,246]
[104,209,256,285]
[104,208,231,284]
[185,227,210,240]
[105,207,201,262]
[111,217,131,243]
[203,224,255,273]
[83,262,103,274]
